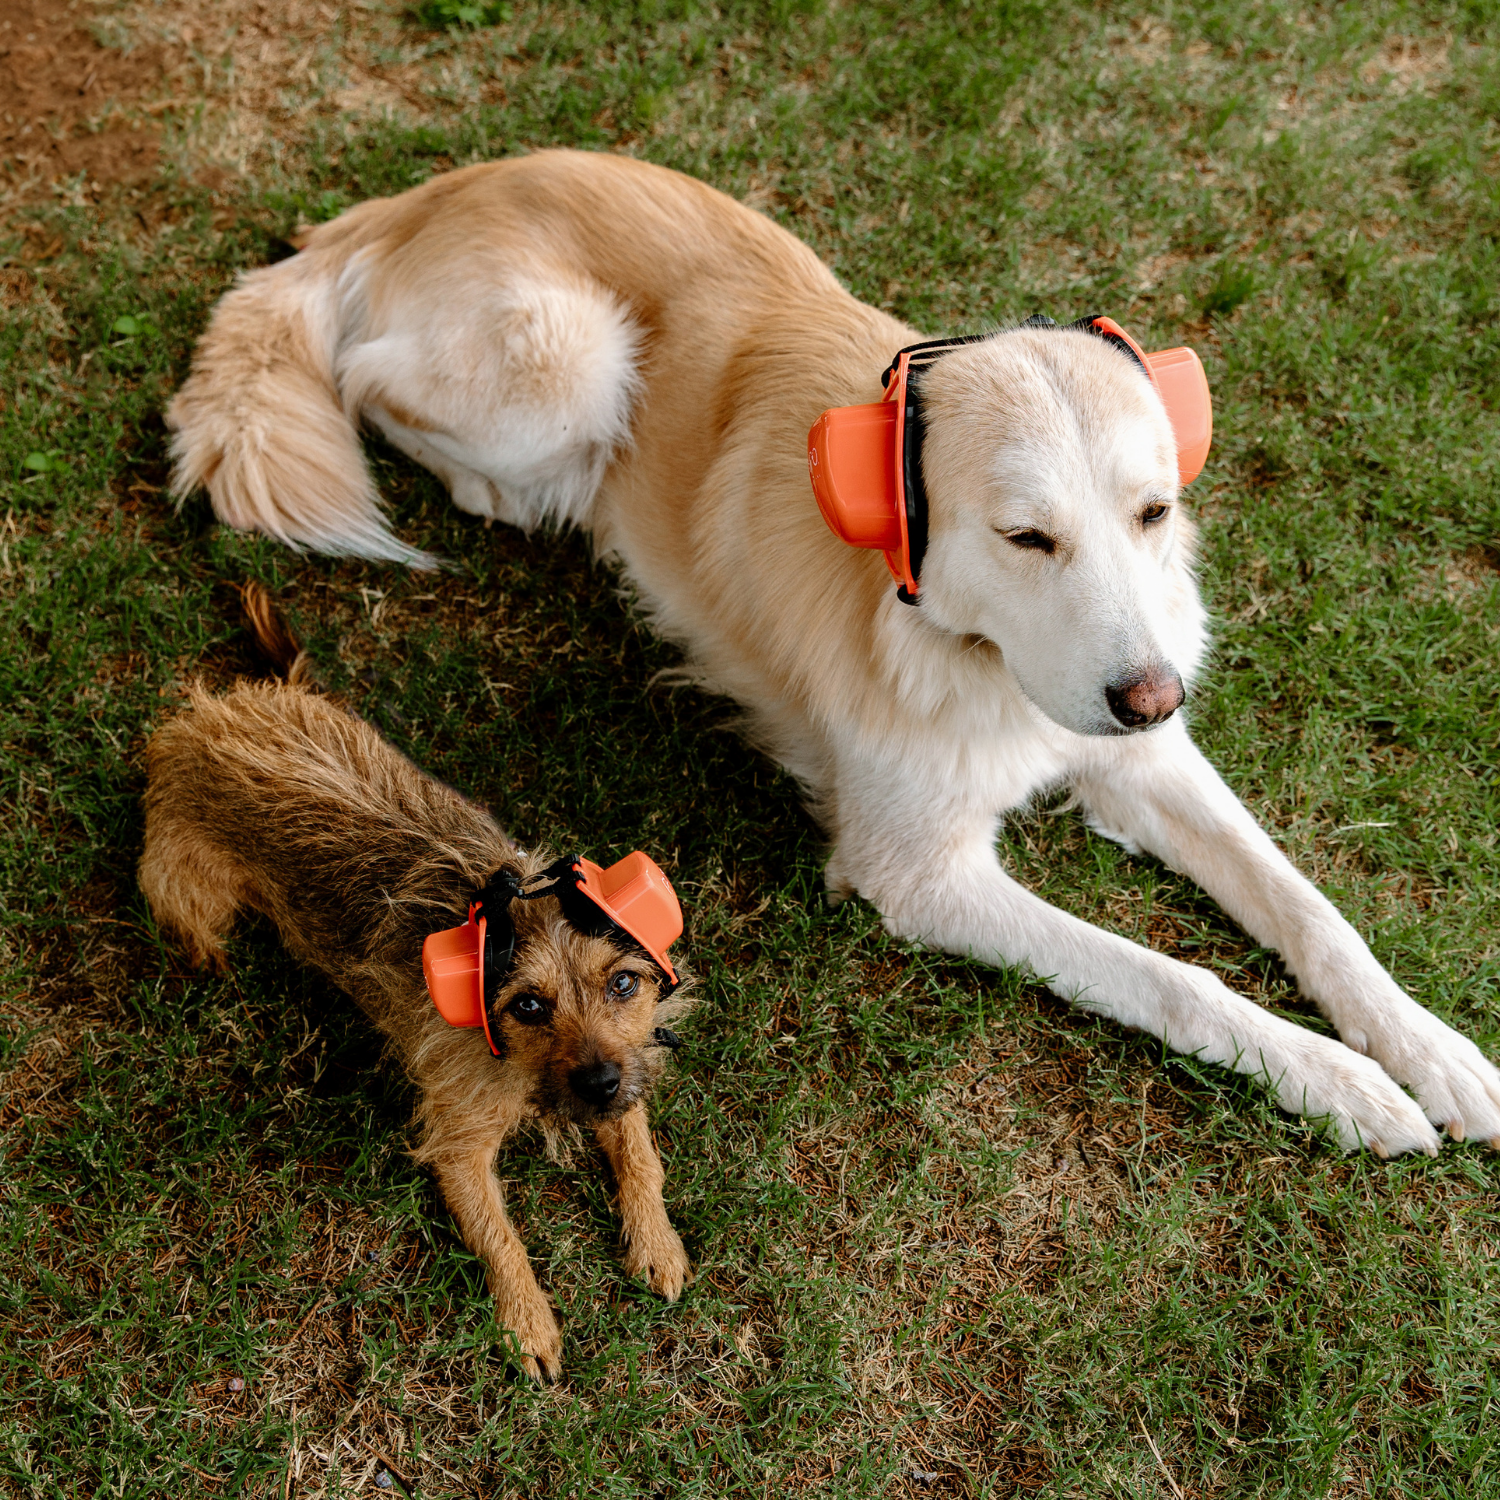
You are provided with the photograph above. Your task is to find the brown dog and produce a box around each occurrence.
[138,597,692,1381]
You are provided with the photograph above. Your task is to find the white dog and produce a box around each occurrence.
[166,150,1500,1156]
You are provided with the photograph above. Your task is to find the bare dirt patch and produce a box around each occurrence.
[1360,33,1452,94]
[0,0,174,203]
[1,0,498,209]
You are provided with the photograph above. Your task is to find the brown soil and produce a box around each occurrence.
[0,0,175,202]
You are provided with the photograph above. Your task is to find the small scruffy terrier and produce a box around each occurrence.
[138,589,691,1382]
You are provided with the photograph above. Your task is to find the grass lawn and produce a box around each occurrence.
[3,0,1499,1494]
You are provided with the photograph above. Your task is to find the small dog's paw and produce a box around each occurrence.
[621,1219,691,1302]
[519,1345,562,1385]
[499,1298,563,1384]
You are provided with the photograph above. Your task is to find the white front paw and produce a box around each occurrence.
[1358,1001,1500,1149]
[1279,1041,1440,1158]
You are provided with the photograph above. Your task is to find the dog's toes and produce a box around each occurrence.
[621,1220,690,1301]
[519,1351,562,1385]
[649,1259,689,1302]
[499,1298,563,1384]
[1366,1007,1500,1150]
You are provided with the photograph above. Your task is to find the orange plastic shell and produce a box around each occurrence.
[1143,345,1212,485]
[422,908,501,1054]
[805,362,917,593]
[573,851,683,986]
[807,402,902,552]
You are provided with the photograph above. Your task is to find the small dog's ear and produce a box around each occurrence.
[652,1027,682,1050]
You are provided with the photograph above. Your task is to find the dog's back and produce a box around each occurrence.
[140,680,507,997]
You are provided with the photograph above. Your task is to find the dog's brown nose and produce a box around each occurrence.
[1105,670,1184,729]
[569,1060,621,1107]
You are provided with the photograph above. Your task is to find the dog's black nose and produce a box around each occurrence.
[569,1060,621,1107]
[1106,670,1184,728]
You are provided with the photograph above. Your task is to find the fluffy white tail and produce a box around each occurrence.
[167,251,437,567]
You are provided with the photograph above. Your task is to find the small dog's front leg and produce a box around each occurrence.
[595,1105,690,1300]
[431,1145,563,1381]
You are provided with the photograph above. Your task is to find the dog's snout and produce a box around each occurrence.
[1105,670,1184,729]
[569,1059,622,1107]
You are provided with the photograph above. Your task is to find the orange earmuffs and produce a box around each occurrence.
[422,852,684,1057]
[806,314,1213,602]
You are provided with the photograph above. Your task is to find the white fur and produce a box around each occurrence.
[337,268,642,535]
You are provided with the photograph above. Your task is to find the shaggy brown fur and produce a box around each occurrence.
[138,597,691,1382]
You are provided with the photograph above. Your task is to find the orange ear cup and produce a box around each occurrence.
[1087,317,1213,487]
[574,851,683,985]
[807,403,902,551]
[423,912,486,1028]
[422,908,502,1054]
[1143,345,1212,485]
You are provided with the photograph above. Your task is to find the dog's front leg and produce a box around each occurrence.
[595,1105,690,1300]
[1071,723,1500,1149]
[429,1142,563,1381]
[833,770,1441,1157]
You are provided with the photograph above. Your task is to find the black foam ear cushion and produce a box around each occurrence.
[901,376,931,589]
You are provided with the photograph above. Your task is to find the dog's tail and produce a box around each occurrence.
[167,245,437,568]
[239,579,318,689]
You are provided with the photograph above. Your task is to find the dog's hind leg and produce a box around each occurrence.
[138,821,255,972]
[424,1128,563,1382]
[336,273,642,536]
[1070,722,1500,1151]
[829,766,1443,1158]
[595,1104,690,1301]
[363,407,502,522]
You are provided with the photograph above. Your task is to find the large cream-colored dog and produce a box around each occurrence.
[168,149,1500,1157]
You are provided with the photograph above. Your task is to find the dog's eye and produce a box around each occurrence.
[1001,528,1056,554]
[608,972,640,999]
[507,994,549,1025]
[1141,502,1170,525]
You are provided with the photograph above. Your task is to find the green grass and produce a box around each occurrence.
[3,0,1500,1495]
